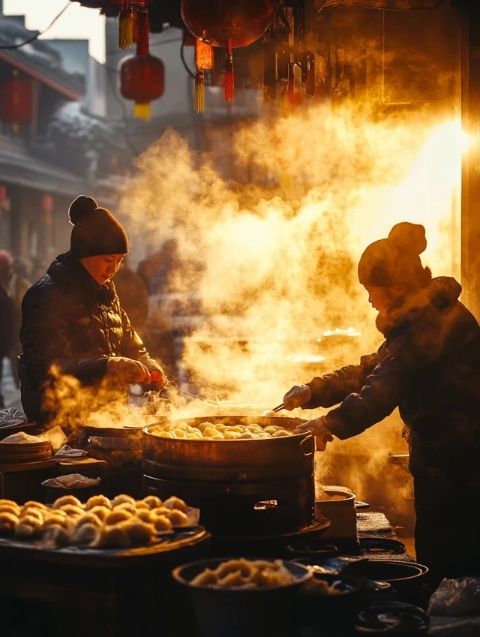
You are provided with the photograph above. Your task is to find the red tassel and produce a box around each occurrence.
[224,38,234,102]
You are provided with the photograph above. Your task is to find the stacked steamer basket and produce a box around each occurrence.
[77,423,159,498]
[0,438,52,465]
[143,416,318,537]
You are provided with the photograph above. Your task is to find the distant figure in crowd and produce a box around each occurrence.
[0,250,15,408]
[137,238,179,295]
[8,257,31,387]
[114,257,149,338]
[282,222,480,582]
[19,195,167,425]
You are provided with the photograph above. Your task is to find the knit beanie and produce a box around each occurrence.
[358,222,431,289]
[68,195,129,258]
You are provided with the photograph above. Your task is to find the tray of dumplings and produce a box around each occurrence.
[0,494,206,563]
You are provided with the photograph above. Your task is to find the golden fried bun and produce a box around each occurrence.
[14,522,37,538]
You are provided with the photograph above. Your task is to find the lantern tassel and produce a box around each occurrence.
[194,71,205,113]
[224,39,234,103]
[119,8,134,49]
[134,102,151,119]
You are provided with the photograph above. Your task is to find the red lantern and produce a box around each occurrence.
[0,72,34,126]
[181,0,274,103]
[119,8,164,119]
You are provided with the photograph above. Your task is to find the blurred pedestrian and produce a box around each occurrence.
[0,250,15,409]
[114,257,149,339]
[8,257,31,387]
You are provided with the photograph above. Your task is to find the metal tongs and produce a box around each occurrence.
[272,403,285,412]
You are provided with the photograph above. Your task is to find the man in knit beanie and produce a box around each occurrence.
[19,195,166,426]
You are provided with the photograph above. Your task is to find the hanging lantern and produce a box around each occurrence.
[119,8,164,120]
[41,194,54,226]
[194,38,213,113]
[0,71,34,132]
[181,0,274,103]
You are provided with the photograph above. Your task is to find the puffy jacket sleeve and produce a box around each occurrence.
[322,335,413,439]
[21,285,107,386]
[118,308,154,365]
[303,352,379,408]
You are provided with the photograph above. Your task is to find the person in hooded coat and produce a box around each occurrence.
[282,222,480,581]
[19,195,167,425]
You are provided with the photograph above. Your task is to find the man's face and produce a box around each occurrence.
[80,254,125,285]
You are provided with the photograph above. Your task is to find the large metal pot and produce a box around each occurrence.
[143,416,314,482]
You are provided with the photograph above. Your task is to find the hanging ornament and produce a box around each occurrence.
[119,8,165,120]
[41,195,54,226]
[119,0,134,49]
[0,70,35,135]
[194,38,213,113]
[181,0,274,104]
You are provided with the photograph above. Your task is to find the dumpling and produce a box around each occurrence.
[23,500,48,511]
[44,513,70,529]
[88,505,111,522]
[111,494,136,507]
[165,509,189,527]
[114,502,136,515]
[0,511,18,532]
[0,503,21,516]
[52,495,83,509]
[70,522,102,547]
[59,504,84,518]
[134,509,152,523]
[85,495,112,510]
[133,501,149,511]
[162,496,188,513]
[142,495,162,509]
[151,515,173,532]
[43,524,71,547]
[75,513,103,528]
[121,519,154,545]
[20,507,45,523]
[98,525,131,549]
[14,522,37,538]
[104,509,132,526]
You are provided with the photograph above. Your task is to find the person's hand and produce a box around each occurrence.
[295,416,334,451]
[282,384,312,410]
[107,357,151,384]
[148,367,167,388]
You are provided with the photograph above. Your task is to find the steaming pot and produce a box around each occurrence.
[143,416,316,535]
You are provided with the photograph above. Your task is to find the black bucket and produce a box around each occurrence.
[172,557,311,637]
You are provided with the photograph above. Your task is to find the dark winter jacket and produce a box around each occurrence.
[304,277,480,484]
[19,251,153,423]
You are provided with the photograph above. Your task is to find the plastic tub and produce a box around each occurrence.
[172,557,311,637]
